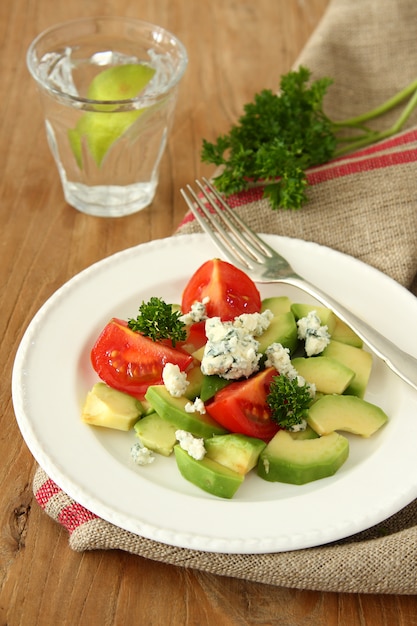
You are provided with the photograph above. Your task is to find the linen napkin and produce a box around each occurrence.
[32,0,417,594]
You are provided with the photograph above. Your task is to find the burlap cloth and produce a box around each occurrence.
[33,0,417,594]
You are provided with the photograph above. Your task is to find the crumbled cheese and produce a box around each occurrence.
[265,342,316,399]
[233,309,273,336]
[296,310,330,356]
[297,310,321,337]
[304,331,330,357]
[201,316,262,379]
[162,363,189,397]
[265,343,299,379]
[179,297,210,325]
[175,429,206,460]
[185,397,206,414]
[130,442,155,465]
[287,419,308,433]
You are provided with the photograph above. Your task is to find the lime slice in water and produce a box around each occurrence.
[69,63,156,168]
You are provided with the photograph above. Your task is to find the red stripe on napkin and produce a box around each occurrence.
[35,477,61,506]
[307,147,417,185]
[34,475,98,534]
[58,502,98,533]
[178,129,417,226]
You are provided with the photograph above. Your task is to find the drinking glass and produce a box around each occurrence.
[27,17,188,217]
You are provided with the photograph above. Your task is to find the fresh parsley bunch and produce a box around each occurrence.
[202,66,417,210]
[128,297,186,346]
[266,374,313,430]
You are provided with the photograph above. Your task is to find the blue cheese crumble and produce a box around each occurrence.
[201,310,273,380]
[265,342,316,399]
[233,310,274,335]
[130,442,155,465]
[162,363,189,397]
[175,429,206,460]
[297,310,330,356]
[265,342,299,380]
[179,297,210,325]
[185,397,206,414]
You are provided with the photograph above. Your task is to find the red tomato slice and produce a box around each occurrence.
[91,318,194,399]
[181,259,261,321]
[205,368,280,442]
[178,320,207,353]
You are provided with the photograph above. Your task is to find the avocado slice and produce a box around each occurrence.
[134,412,178,456]
[307,394,388,437]
[145,385,228,438]
[257,429,349,484]
[257,311,298,354]
[331,317,363,348]
[205,433,266,475]
[200,374,231,402]
[183,365,205,400]
[81,382,143,431]
[291,356,355,394]
[322,340,372,398]
[174,445,244,498]
[261,296,292,315]
[289,425,319,440]
[291,303,337,335]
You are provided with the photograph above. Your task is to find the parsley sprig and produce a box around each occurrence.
[266,374,313,430]
[202,66,417,210]
[128,297,186,346]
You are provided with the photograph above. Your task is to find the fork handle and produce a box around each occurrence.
[288,275,417,392]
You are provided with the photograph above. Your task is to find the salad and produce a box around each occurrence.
[81,258,388,498]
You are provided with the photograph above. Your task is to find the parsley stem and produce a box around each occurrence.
[334,84,417,157]
[332,78,417,127]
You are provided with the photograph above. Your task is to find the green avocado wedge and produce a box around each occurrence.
[307,394,388,437]
[204,433,266,475]
[257,429,349,485]
[291,356,355,395]
[200,374,231,402]
[257,311,298,354]
[69,63,156,168]
[331,317,363,348]
[261,296,292,315]
[321,340,372,398]
[134,412,178,456]
[174,445,244,498]
[81,382,143,431]
[145,385,228,438]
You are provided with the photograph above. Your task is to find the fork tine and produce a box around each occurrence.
[199,178,278,261]
[180,184,254,271]
[195,181,264,265]
[180,178,278,272]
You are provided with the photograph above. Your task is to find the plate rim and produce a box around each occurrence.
[12,233,417,553]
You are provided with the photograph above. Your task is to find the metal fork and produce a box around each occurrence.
[180,177,417,392]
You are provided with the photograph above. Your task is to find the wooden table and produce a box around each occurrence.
[2,1,417,623]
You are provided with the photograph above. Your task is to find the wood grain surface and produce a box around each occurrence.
[1,0,417,624]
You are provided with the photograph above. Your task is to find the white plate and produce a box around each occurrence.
[12,234,417,553]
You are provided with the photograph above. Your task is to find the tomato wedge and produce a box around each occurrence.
[178,320,207,353]
[91,318,194,399]
[181,259,261,321]
[205,368,280,442]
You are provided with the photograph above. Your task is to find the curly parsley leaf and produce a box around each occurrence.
[266,374,313,430]
[128,297,187,346]
[201,67,336,210]
[202,66,417,210]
